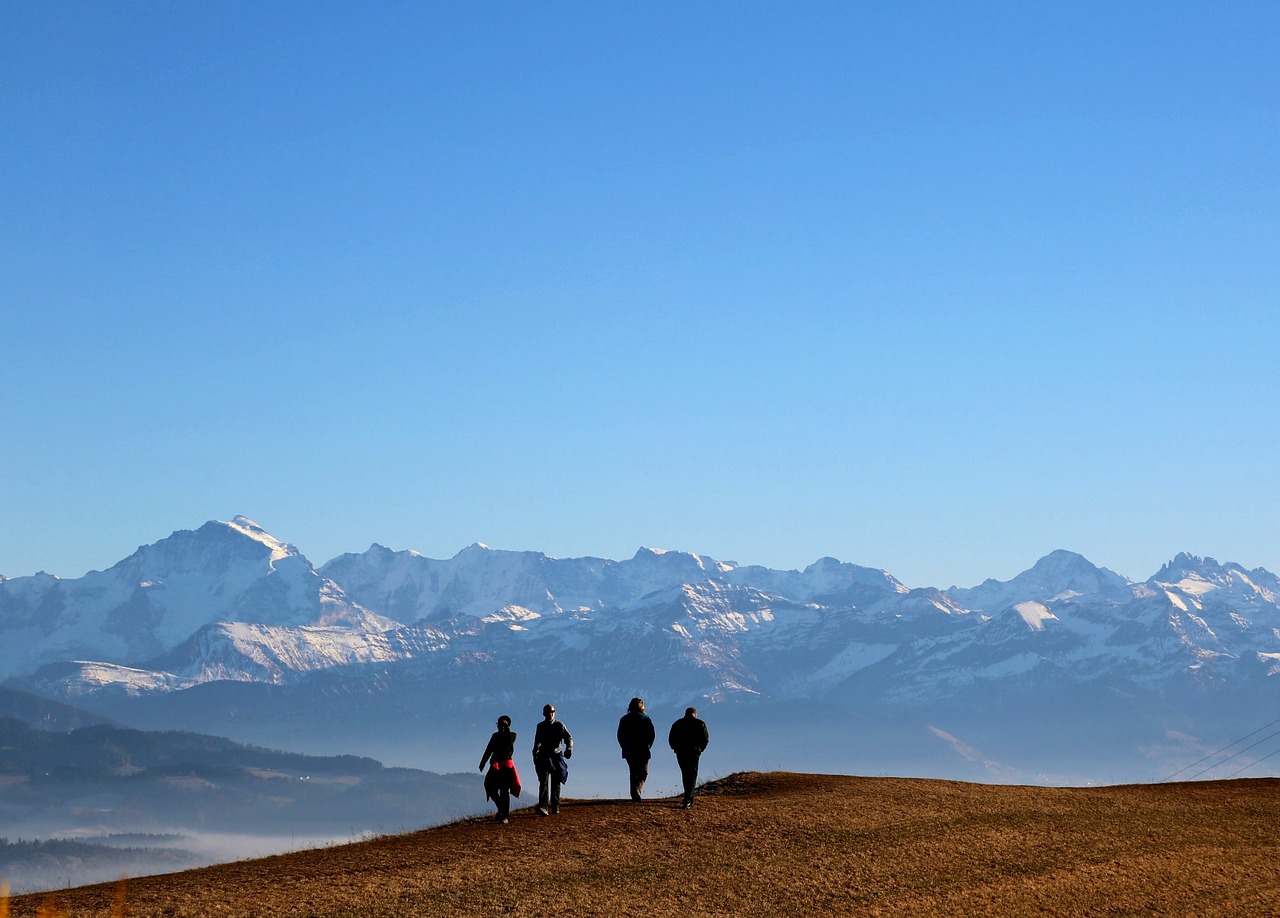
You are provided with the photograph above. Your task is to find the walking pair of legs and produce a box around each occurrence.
[538,772,561,815]
[626,753,650,801]
[677,752,700,807]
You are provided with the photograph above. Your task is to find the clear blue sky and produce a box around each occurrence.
[3,2,1278,589]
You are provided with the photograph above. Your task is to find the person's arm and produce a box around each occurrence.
[644,717,656,749]
[480,736,494,770]
[532,724,542,758]
[563,723,573,757]
[699,721,709,752]
[668,722,678,751]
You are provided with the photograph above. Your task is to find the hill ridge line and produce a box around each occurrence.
[7,771,1280,917]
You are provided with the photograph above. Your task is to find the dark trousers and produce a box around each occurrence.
[537,770,561,811]
[676,751,701,803]
[494,786,510,820]
[625,753,650,799]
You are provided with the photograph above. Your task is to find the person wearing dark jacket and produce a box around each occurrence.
[668,707,709,808]
[616,697,656,801]
[479,714,521,824]
[532,703,573,815]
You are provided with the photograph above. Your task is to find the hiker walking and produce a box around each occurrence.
[616,696,656,801]
[532,702,573,815]
[479,714,521,824]
[668,706,709,808]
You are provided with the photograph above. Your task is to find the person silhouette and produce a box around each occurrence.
[616,697,656,801]
[532,703,573,815]
[479,714,521,824]
[668,707,709,808]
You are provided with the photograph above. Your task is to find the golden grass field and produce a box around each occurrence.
[5,771,1280,916]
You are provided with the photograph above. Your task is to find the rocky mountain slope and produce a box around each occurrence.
[5,518,1280,782]
[6,520,1278,705]
[0,517,390,684]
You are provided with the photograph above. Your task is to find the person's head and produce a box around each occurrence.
[497,714,512,731]
[628,697,645,714]
[685,707,697,718]
[543,703,556,722]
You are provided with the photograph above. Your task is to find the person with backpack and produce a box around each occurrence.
[668,706,709,809]
[479,714,521,824]
[616,696,656,801]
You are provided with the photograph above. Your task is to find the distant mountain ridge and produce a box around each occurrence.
[0,516,391,682]
[5,519,1280,725]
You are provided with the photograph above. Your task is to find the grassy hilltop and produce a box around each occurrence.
[6,772,1280,917]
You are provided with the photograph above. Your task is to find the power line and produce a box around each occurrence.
[1223,744,1280,781]
[1162,713,1280,783]
[1184,726,1280,782]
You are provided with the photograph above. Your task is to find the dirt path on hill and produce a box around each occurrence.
[7,772,1280,916]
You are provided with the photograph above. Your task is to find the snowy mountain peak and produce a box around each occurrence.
[947,549,1131,611]
[1029,549,1098,575]
[1151,552,1226,585]
[1011,550,1128,593]
[0,518,380,679]
[11,518,1280,755]
[369,543,423,559]
[631,547,733,573]
[1148,553,1280,603]
[196,517,295,564]
[452,542,494,560]
[798,557,908,597]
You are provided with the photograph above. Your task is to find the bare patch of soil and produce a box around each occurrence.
[6,772,1280,916]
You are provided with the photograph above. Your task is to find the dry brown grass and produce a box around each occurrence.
[5,772,1280,916]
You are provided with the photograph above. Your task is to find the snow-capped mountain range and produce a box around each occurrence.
[4,516,1279,717]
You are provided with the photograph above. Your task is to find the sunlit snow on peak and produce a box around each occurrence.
[222,516,293,562]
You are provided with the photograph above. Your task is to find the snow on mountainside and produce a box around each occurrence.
[318,542,615,621]
[25,621,433,698]
[6,519,1280,723]
[946,549,1132,611]
[727,555,909,603]
[319,543,908,624]
[0,517,389,680]
[861,550,1280,702]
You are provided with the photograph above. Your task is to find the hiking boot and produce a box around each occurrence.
[536,806,550,816]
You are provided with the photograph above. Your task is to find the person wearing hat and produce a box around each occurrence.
[531,702,573,815]
[479,714,521,824]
